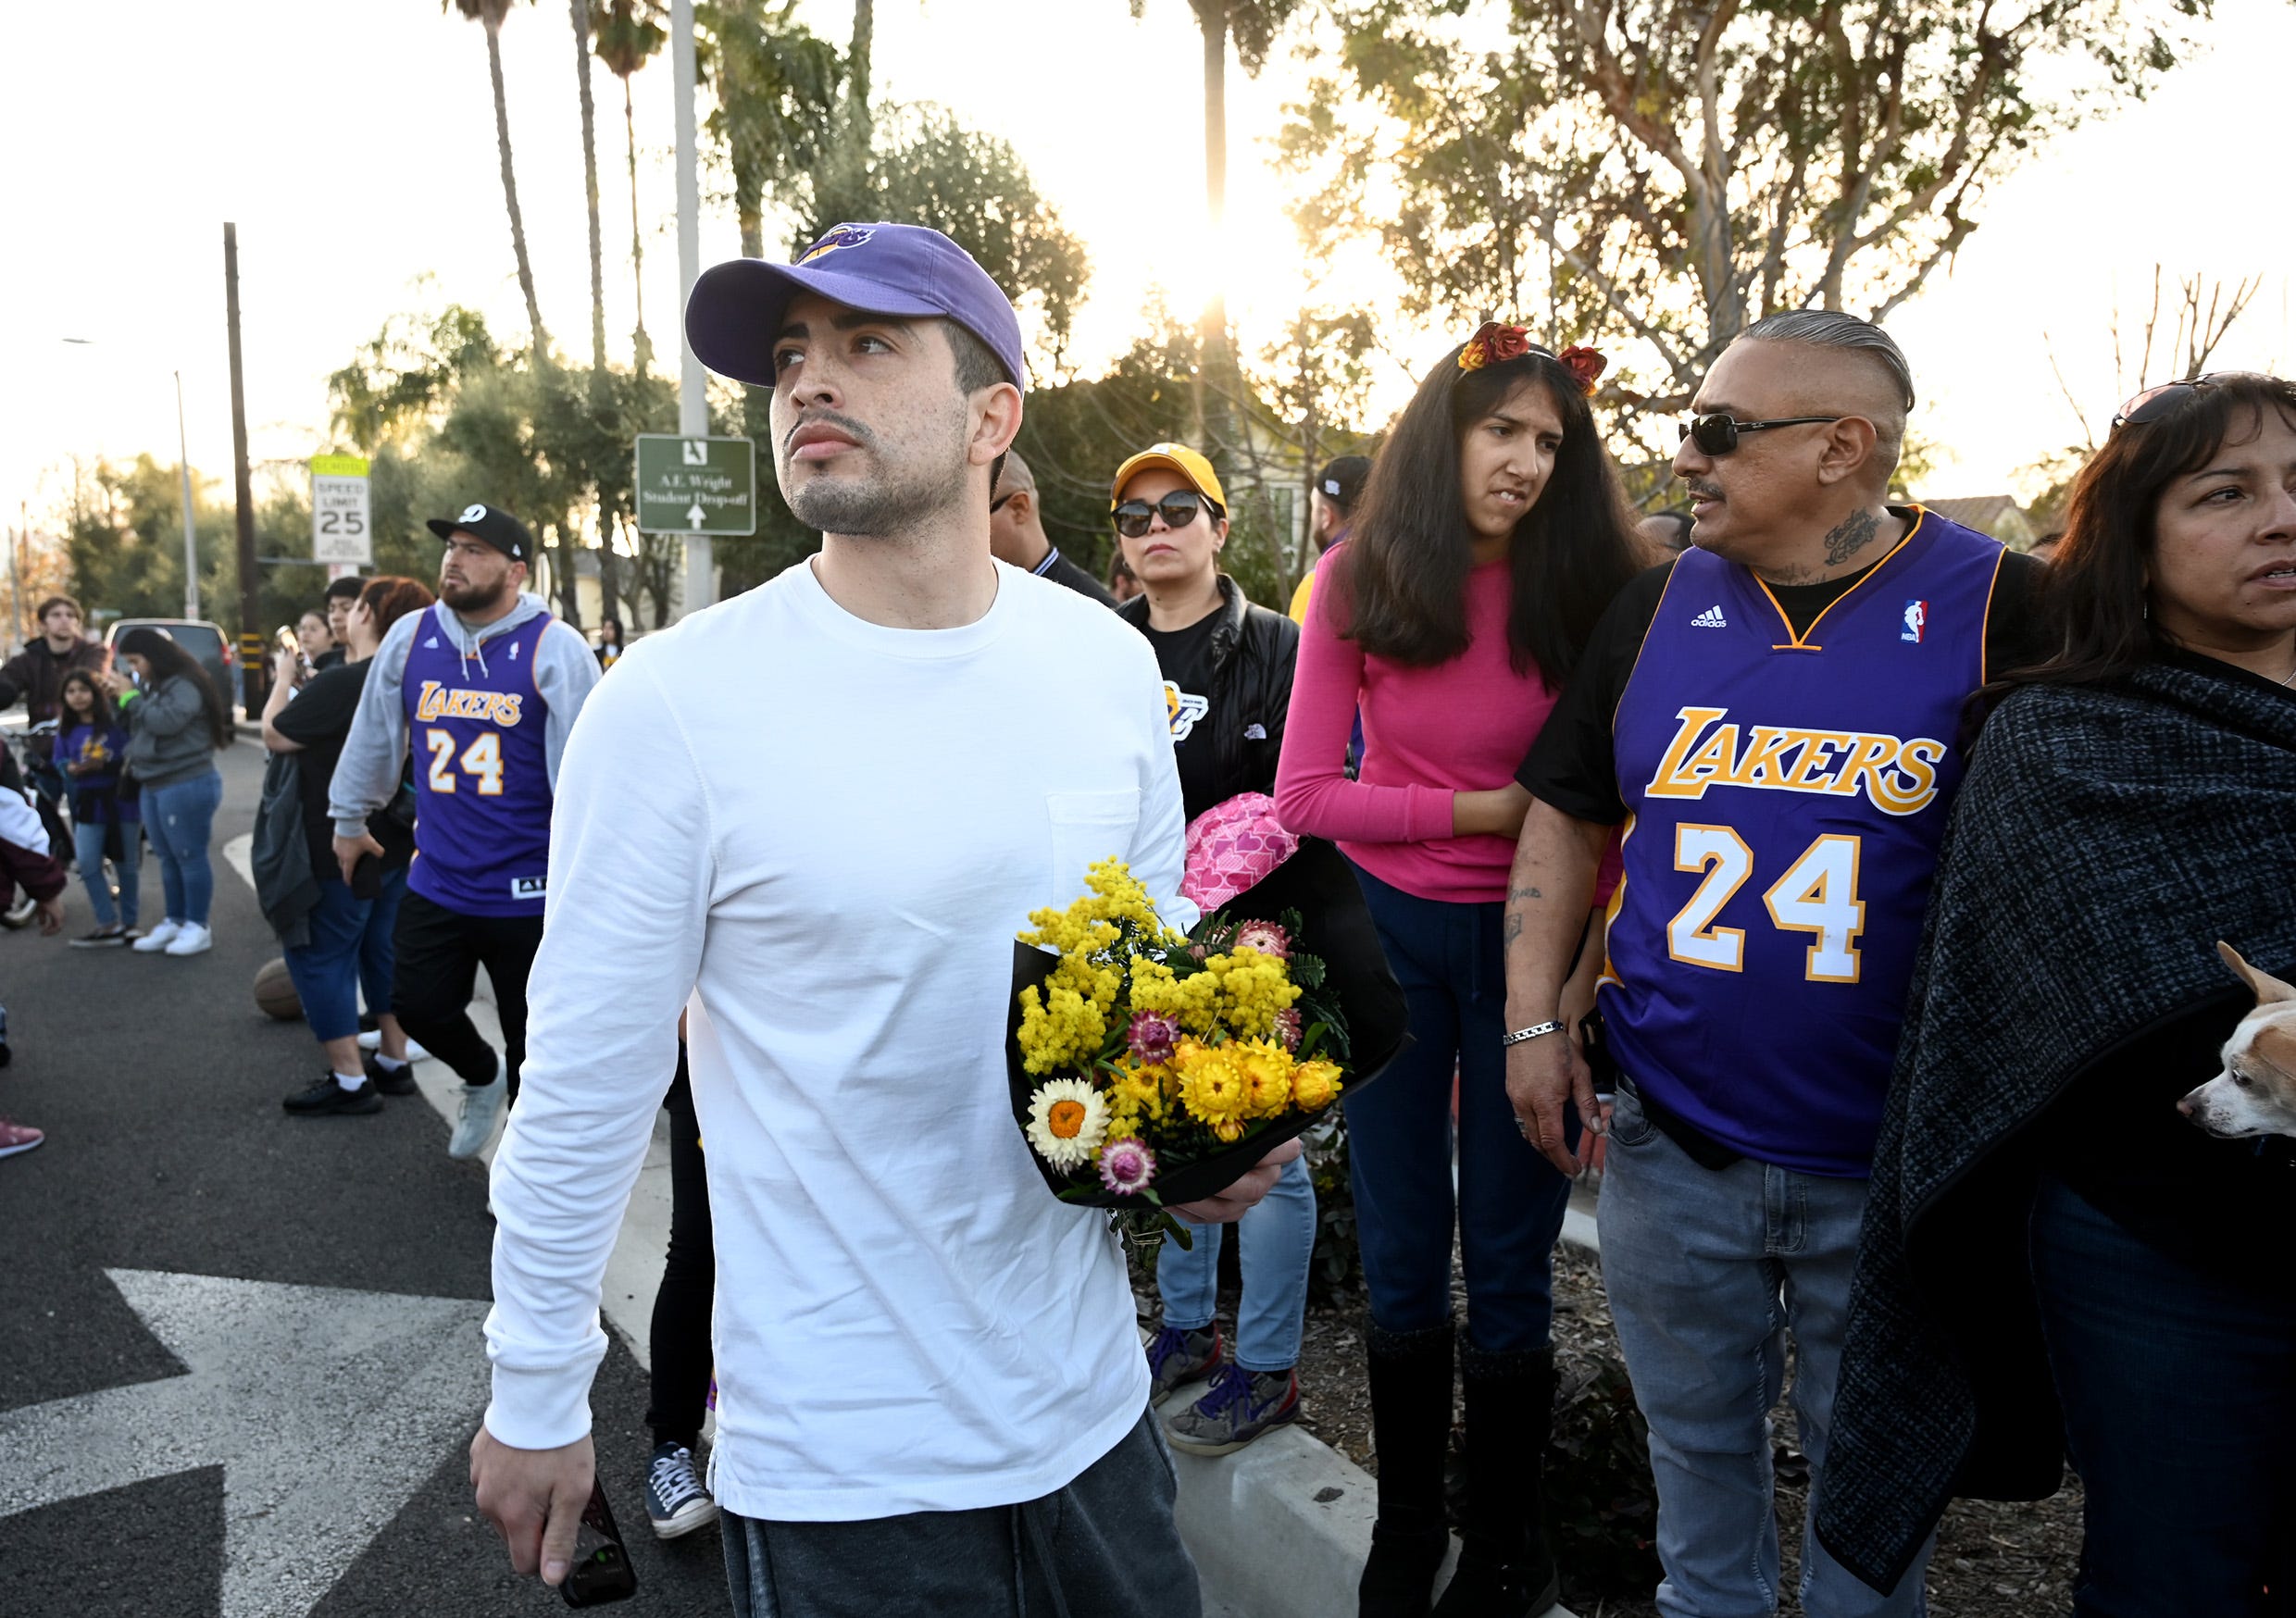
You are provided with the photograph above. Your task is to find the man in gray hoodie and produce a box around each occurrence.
[330,504,600,1158]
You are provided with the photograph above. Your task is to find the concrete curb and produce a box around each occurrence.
[1162,1191,1598,1618]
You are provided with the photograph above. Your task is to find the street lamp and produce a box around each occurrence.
[61,339,202,622]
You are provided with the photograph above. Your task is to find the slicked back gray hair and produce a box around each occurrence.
[1741,311,1915,412]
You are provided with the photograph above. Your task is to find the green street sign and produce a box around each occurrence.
[634,434,758,536]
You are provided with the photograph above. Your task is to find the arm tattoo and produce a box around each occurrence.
[1503,911,1525,948]
[1823,506,1882,566]
[1508,885,1543,902]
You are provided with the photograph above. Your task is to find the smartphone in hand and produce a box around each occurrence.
[561,1478,638,1607]
[351,852,382,901]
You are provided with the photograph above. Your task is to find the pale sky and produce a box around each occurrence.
[5,0,2292,543]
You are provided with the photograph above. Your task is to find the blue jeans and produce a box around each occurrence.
[1598,1084,1928,1617]
[1344,863,1573,1353]
[71,819,139,929]
[1156,1152,1316,1370]
[281,868,406,1045]
[2030,1172,2296,1617]
[141,769,220,927]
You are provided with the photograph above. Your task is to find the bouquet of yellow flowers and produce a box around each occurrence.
[1006,855,1402,1231]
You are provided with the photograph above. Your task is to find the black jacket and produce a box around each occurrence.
[1119,575,1298,820]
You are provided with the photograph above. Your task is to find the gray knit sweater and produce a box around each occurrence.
[122,674,222,790]
[1814,655,2296,1592]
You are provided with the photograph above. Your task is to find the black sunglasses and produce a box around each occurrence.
[989,491,1016,514]
[1679,411,1846,456]
[1114,490,1218,539]
[2109,371,2280,430]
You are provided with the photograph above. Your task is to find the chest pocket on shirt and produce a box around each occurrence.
[1045,788,1141,899]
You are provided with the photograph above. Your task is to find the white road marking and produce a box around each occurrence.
[0,1269,492,1617]
[224,835,674,1369]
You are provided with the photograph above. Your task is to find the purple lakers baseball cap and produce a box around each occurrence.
[684,222,1027,393]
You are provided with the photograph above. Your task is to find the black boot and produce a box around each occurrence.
[1358,1323,1455,1618]
[1430,1342,1562,1617]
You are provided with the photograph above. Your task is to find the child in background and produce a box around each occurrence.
[56,669,141,946]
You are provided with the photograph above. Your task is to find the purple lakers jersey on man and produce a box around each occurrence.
[401,606,556,917]
[1601,511,2006,1176]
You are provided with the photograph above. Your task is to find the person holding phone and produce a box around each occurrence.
[263,577,435,1115]
[104,627,231,957]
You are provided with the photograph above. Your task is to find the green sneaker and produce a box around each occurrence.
[1164,1363,1299,1456]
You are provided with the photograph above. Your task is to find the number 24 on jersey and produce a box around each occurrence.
[425,728,505,796]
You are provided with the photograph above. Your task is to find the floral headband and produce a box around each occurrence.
[1456,322,1606,397]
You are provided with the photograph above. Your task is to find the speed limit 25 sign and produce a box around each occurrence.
[310,454,373,566]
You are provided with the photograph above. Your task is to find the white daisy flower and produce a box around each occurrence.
[1025,1078,1108,1170]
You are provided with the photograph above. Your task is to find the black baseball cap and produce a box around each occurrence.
[426,502,532,561]
[1316,455,1373,514]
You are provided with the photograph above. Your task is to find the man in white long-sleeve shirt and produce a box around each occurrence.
[469,223,1298,1616]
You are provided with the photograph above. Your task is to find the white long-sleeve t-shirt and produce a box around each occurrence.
[482,558,1196,1522]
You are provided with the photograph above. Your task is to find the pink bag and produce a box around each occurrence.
[1181,791,1299,912]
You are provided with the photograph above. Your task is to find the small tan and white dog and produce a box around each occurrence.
[2177,941,2296,1139]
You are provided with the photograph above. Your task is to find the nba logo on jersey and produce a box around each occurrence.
[1902,600,1928,643]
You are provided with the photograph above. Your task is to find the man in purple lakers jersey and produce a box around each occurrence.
[1501,313,2045,1616]
[329,502,600,1159]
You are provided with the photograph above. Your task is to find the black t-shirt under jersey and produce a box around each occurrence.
[1518,537,2049,822]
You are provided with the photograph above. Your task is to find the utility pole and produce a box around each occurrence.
[671,0,713,615]
[174,371,200,621]
[224,222,262,710]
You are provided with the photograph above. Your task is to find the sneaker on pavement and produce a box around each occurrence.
[1146,1321,1225,1401]
[132,920,182,952]
[1163,1363,1300,1457]
[358,1028,429,1061]
[0,1119,46,1159]
[643,1442,718,1538]
[163,923,214,957]
[70,927,131,949]
[282,1075,384,1116]
[364,1052,420,1097]
[447,1079,506,1159]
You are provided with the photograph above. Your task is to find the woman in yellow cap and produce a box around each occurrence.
[1109,442,1316,1462]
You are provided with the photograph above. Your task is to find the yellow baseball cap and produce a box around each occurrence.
[1110,442,1227,510]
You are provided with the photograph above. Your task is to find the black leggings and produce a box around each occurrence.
[647,1046,717,1450]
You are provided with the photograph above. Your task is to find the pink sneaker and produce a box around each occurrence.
[0,1119,44,1160]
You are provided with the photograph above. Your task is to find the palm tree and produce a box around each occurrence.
[695,0,841,260]
[593,0,665,375]
[569,0,606,374]
[445,0,550,360]
[1127,1,1300,448]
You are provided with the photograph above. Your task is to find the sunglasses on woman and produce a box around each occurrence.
[1114,490,1217,539]
[2109,372,2277,430]
[1678,411,1847,456]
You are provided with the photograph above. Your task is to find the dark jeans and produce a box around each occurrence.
[720,1408,1200,1618]
[2030,1172,2296,1617]
[646,1049,715,1451]
[389,890,543,1094]
[1343,862,1574,1352]
[281,868,406,1045]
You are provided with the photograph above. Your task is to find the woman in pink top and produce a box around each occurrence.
[1277,327,1642,1618]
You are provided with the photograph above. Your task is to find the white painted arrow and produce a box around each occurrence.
[0,1268,493,1617]
[687,502,707,528]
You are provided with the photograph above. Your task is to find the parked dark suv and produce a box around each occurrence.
[104,618,238,716]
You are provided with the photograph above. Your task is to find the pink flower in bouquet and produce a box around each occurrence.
[1128,1011,1180,1066]
[1098,1137,1157,1196]
[1273,1007,1302,1051]
[1232,920,1292,961]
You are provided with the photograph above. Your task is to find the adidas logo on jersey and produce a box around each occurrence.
[1691,605,1728,629]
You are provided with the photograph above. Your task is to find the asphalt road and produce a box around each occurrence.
[0,739,730,1617]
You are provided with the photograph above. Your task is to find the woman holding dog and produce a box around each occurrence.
[1277,328,1643,1617]
[1819,373,2296,1616]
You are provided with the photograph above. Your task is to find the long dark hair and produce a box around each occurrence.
[2012,373,2296,688]
[57,669,109,736]
[118,627,233,750]
[1331,342,1641,684]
